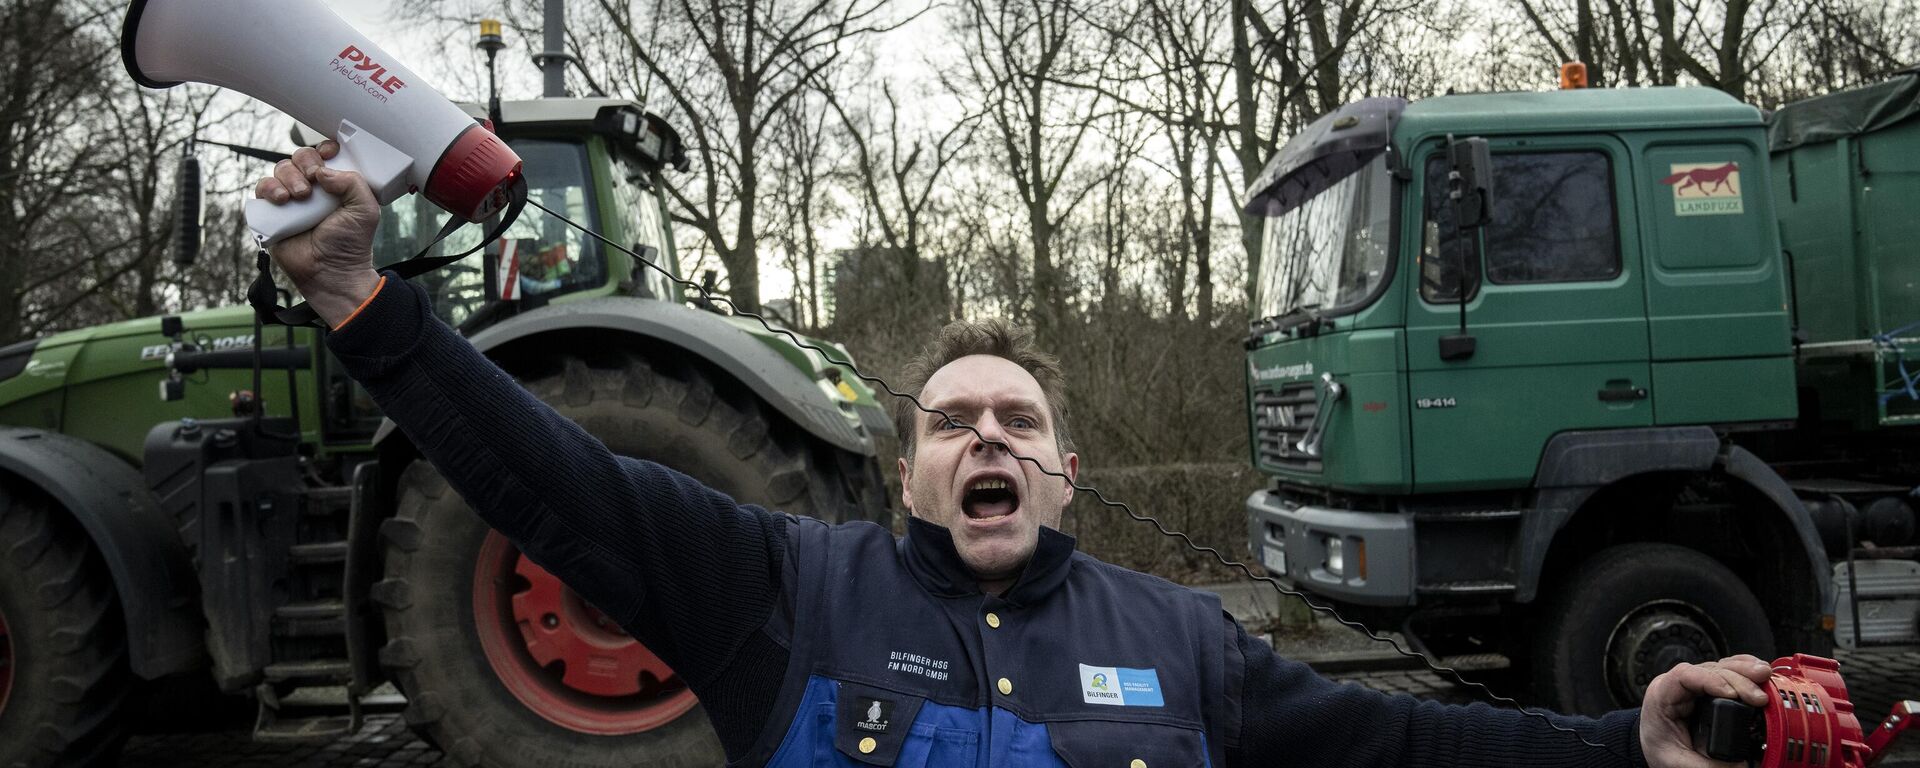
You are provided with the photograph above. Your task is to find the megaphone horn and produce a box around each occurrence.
[121,0,522,246]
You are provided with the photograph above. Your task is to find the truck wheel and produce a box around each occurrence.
[378,353,875,767]
[0,485,131,767]
[1532,543,1773,715]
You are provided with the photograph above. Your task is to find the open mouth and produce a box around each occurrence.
[962,477,1020,520]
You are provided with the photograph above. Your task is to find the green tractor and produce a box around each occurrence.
[0,93,891,768]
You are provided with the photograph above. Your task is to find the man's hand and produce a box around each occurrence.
[1640,654,1774,768]
[252,141,382,327]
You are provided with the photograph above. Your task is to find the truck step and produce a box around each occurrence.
[1416,580,1517,595]
[262,659,352,684]
[300,485,354,516]
[1835,559,1920,649]
[274,599,346,636]
[1856,545,1920,560]
[359,689,407,713]
[253,713,357,743]
[1788,478,1912,495]
[288,541,348,565]
[275,598,345,620]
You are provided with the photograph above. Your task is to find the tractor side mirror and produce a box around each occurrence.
[170,150,204,267]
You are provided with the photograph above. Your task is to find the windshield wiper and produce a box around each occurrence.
[1245,304,1328,345]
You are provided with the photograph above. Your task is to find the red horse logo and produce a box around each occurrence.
[1661,162,1739,196]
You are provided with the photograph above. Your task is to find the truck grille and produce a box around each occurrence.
[1254,383,1321,472]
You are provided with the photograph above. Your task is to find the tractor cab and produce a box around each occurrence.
[299,99,689,330]
[294,99,695,443]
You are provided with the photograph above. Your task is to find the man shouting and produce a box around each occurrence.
[259,142,1770,767]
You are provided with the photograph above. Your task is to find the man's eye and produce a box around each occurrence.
[1007,416,1034,429]
[938,418,964,431]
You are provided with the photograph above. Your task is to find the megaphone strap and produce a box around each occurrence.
[251,177,530,328]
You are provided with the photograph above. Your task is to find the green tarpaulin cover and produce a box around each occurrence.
[1769,69,1920,150]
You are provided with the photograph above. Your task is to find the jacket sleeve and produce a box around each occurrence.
[1224,620,1647,767]
[325,274,787,693]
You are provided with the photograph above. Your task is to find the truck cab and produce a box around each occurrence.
[1243,80,1919,714]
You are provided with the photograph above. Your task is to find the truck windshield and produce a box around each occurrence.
[1253,155,1393,321]
[372,139,605,327]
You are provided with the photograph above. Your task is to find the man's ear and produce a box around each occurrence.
[1059,452,1079,507]
[897,456,916,514]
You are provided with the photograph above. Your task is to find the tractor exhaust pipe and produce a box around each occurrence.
[534,0,569,98]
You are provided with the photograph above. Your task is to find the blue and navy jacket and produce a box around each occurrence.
[331,275,1649,767]
[755,516,1233,767]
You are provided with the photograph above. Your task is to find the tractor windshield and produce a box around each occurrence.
[373,139,605,328]
[1253,155,1393,321]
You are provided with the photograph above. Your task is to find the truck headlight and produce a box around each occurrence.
[1325,536,1344,577]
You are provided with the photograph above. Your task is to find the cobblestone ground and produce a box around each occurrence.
[121,716,447,767]
[121,649,1920,767]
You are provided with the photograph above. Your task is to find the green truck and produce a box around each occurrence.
[0,96,891,766]
[1242,72,1920,715]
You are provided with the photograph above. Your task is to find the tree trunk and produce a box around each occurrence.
[1195,132,1218,326]
[1231,0,1265,308]
[730,130,763,314]
[1030,200,1058,339]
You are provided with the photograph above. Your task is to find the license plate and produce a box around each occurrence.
[1261,545,1287,575]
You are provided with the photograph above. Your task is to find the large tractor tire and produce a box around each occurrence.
[377,351,883,767]
[0,484,131,768]
[1532,543,1774,715]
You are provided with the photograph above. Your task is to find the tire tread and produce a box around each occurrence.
[1531,542,1773,714]
[0,486,132,767]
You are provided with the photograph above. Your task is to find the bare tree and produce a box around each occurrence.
[1506,0,1913,105]
[1133,0,1230,323]
[0,0,122,342]
[767,90,837,330]
[96,86,230,321]
[946,0,1121,340]
[1089,109,1152,309]
[587,0,917,314]
[1647,0,1821,101]
[1515,0,1670,86]
[821,80,976,287]
[1748,0,1920,104]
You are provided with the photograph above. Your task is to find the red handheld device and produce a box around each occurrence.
[1690,654,1914,767]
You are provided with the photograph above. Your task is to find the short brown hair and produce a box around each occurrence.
[892,319,1074,461]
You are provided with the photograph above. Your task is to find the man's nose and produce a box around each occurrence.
[968,418,1009,455]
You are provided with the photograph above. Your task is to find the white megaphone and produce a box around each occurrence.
[121,0,523,246]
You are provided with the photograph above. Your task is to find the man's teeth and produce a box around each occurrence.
[969,478,1010,491]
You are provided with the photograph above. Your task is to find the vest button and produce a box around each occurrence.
[859,737,877,754]
[997,677,1013,695]
[1131,760,1147,768]
[986,612,1001,628]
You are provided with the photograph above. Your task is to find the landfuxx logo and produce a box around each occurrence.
[1661,162,1743,216]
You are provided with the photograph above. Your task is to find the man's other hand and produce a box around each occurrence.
[1640,654,1773,768]
[252,141,382,327]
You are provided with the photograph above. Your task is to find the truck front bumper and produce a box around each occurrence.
[1245,488,1415,606]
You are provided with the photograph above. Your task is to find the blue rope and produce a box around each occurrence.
[1874,319,1920,404]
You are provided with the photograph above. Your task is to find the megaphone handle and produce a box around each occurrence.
[244,150,365,247]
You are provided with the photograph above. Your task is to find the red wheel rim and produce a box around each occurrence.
[472,531,698,735]
[0,601,13,718]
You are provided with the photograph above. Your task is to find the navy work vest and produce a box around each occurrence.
[741,516,1238,767]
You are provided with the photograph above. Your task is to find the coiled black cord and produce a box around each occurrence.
[524,198,1624,758]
